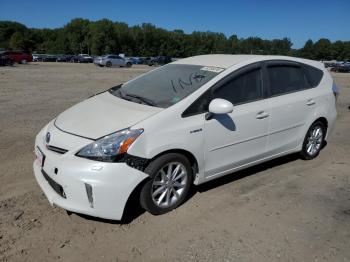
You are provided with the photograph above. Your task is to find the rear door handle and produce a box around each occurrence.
[256,111,269,119]
[306,99,316,106]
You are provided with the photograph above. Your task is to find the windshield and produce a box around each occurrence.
[109,64,223,108]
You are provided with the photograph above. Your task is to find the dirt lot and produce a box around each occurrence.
[0,62,349,262]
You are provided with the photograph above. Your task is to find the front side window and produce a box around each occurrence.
[267,65,307,96]
[109,64,222,108]
[213,68,263,105]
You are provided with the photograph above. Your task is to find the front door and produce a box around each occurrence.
[203,64,269,178]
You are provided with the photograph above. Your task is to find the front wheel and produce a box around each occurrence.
[140,153,193,215]
[300,121,326,160]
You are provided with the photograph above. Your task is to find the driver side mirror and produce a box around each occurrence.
[205,98,234,120]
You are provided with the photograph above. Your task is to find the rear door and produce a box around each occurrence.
[264,61,317,155]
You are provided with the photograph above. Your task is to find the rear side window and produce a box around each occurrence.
[303,64,323,87]
[267,65,307,96]
[213,69,262,105]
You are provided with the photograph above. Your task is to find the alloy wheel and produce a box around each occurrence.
[151,162,188,208]
[306,125,324,156]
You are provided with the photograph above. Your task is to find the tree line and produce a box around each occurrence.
[0,18,349,60]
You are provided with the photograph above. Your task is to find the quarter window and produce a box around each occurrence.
[213,69,263,105]
[303,64,323,87]
[267,65,307,96]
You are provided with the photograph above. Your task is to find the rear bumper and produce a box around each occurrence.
[325,106,337,140]
[33,126,149,220]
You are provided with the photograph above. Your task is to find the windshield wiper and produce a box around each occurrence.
[120,89,157,106]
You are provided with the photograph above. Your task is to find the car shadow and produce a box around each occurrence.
[213,114,236,131]
[72,153,301,225]
[189,153,300,196]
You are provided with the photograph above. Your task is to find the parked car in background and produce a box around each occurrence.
[71,54,93,63]
[42,55,58,62]
[148,56,172,66]
[56,54,73,62]
[324,62,336,68]
[93,55,132,67]
[33,54,337,220]
[32,54,49,62]
[32,54,41,62]
[142,57,152,65]
[0,52,14,66]
[330,63,350,73]
[2,51,32,63]
[127,57,143,64]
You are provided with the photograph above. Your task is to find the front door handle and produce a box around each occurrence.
[306,99,316,106]
[256,111,269,119]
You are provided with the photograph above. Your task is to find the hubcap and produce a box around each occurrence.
[306,125,323,156]
[151,162,188,208]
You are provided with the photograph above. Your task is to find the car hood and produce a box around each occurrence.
[55,92,162,139]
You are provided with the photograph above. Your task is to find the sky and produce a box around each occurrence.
[0,0,349,48]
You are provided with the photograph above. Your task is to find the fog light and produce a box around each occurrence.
[85,183,94,208]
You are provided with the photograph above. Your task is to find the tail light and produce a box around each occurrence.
[332,82,339,101]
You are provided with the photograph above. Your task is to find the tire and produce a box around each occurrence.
[300,121,326,160]
[140,153,193,215]
[106,61,112,67]
[126,62,132,68]
[21,59,27,64]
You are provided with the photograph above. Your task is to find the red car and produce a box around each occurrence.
[2,51,33,63]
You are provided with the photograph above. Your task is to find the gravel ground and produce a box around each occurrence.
[0,62,349,262]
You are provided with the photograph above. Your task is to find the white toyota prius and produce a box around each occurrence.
[34,55,337,220]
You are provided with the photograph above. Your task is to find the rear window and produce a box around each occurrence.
[303,64,324,87]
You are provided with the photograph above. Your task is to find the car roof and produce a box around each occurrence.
[172,54,323,69]
[172,54,261,68]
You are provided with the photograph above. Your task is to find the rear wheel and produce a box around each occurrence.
[126,62,132,68]
[300,121,326,160]
[140,153,193,215]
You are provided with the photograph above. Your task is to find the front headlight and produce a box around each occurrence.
[76,128,143,162]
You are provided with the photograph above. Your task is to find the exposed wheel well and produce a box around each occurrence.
[150,149,199,177]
